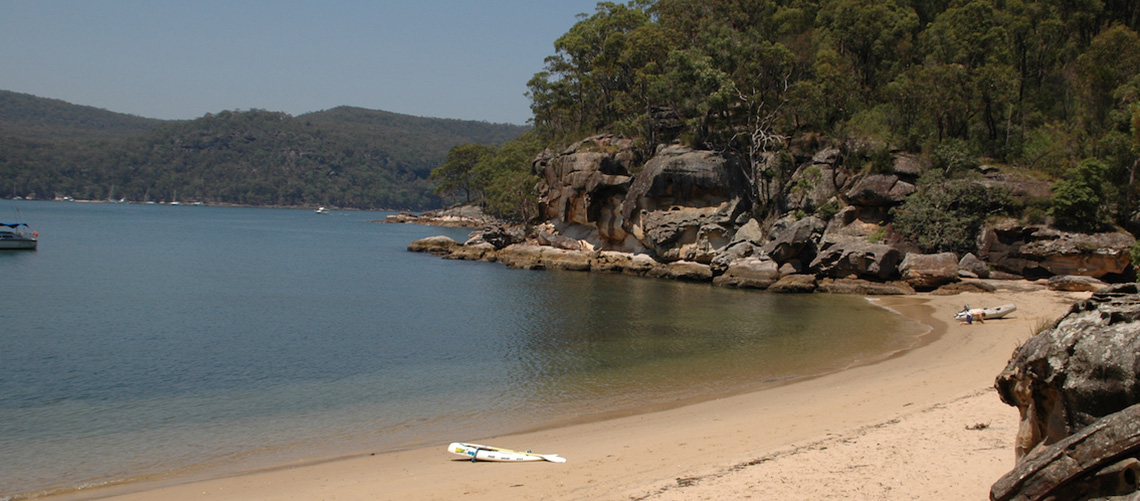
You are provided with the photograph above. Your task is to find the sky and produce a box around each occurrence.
[0,0,603,125]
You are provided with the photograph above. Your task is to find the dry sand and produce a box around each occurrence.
[52,283,1090,501]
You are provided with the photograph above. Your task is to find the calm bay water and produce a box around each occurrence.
[0,200,923,498]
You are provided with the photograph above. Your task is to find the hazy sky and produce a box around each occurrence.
[1,0,602,125]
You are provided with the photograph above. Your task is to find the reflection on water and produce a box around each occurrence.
[496,273,919,419]
[0,200,922,498]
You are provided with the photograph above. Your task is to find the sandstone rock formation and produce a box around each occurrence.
[816,278,914,295]
[991,403,1140,501]
[806,205,904,281]
[979,219,1135,279]
[899,252,960,290]
[769,274,818,293]
[762,215,825,265]
[408,136,1138,294]
[992,283,1140,500]
[1047,275,1109,292]
[535,135,640,250]
[384,205,493,227]
[843,173,916,207]
[619,145,752,262]
[959,252,991,278]
[712,256,780,289]
[406,235,461,255]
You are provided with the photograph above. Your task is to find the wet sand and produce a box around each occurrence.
[50,283,1089,500]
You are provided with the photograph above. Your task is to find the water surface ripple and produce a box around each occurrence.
[0,200,922,498]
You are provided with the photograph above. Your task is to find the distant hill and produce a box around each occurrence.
[0,91,530,210]
[0,90,165,140]
[300,106,530,178]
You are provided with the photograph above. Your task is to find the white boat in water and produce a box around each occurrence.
[0,222,37,250]
[447,442,566,463]
[954,303,1016,321]
[315,207,330,214]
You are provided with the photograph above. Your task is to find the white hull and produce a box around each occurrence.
[955,303,1016,320]
[448,442,566,463]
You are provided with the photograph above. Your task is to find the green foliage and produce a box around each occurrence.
[434,133,543,222]
[1076,25,1140,132]
[867,225,887,244]
[790,165,822,204]
[431,143,494,203]
[892,173,1021,254]
[525,0,1140,228]
[0,96,528,210]
[1022,196,1051,225]
[1018,123,1082,175]
[816,198,841,221]
[814,0,919,94]
[931,139,980,175]
[1049,158,1112,232]
[843,140,894,174]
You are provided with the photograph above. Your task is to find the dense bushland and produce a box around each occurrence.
[443,0,1140,233]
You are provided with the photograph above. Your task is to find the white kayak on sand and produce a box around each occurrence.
[954,303,1017,321]
[448,442,567,463]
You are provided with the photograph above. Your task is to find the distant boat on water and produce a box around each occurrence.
[315,207,331,214]
[0,222,37,250]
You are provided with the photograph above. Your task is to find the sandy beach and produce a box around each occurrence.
[51,282,1090,501]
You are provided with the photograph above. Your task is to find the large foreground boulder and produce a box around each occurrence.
[992,283,1140,500]
[991,404,1140,501]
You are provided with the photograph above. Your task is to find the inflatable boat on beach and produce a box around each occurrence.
[954,303,1017,321]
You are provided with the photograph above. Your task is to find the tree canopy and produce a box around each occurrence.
[509,0,1140,231]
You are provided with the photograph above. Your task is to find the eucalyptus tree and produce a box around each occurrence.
[430,143,494,204]
[814,0,919,99]
[528,1,655,139]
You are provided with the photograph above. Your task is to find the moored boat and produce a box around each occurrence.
[0,222,37,250]
[315,207,330,214]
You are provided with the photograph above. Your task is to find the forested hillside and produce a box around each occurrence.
[0,91,529,210]
[0,90,164,139]
[469,0,1137,230]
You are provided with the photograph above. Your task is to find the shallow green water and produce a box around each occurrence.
[0,200,923,498]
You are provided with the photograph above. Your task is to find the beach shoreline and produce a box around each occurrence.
[45,283,1090,501]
